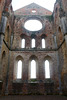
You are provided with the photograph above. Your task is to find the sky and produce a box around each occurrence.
[24,20,42,31]
[12,0,56,12]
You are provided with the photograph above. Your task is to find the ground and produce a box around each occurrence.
[0,95,67,100]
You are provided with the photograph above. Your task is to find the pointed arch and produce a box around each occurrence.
[29,55,38,79]
[21,38,25,48]
[30,59,36,79]
[44,55,52,79]
[41,34,46,48]
[20,34,27,48]
[45,60,50,78]
[31,38,35,48]
[13,55,23,80]
[17,60,22,79]
[42,38,45,48]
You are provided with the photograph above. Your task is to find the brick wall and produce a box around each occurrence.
[0,0,67,95]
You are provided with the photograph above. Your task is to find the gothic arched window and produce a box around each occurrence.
[30,60,36,79]
[42,38,45,48]
[31,38,35,48]
[17,60,22,79]
[45,60,50,78]
[21,38,25,48]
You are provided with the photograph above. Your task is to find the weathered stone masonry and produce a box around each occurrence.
[0,0,67,95]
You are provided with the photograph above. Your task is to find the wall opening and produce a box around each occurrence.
[21,38,25,48]
[24,19,42,31]
[32,10,36,13]
[17,60,22,79]
[45,60,50,78]
[31,38,35,48]
[42,38,45,48]
[30,60,36,79]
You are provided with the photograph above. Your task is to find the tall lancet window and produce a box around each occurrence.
[21,39,25,48]
[30,60,36,79]
[45,60,50,78]
[31,38,35,48]
[17,60,22,79]
[42,38,45,48]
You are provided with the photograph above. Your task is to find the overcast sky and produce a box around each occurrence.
[12,0,56,12]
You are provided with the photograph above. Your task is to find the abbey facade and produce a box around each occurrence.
[0,0,67,95]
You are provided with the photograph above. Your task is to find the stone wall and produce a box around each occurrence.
[53,0,67,95]
[0,0,67,95]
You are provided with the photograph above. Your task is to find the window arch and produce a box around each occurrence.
[21,38,25,48]
[31,38,35,48]
[45,60,50,78]
[42,38,45,48]
[30,60,36,79]
[13,56,23,80]
[29,55,38,80]
[17,60,22,79]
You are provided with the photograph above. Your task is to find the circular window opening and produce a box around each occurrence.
[32,10,36,13]
[24,19,43,31]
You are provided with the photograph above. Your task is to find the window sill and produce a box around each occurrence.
[28,79,39,83]
[13,79,22,83]
[44,79,54,83]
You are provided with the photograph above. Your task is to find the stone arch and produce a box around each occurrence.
[43,55,53,79]
[31,34,37,48]
[44,55,52,61]
[28,55,38,80]
[16,55,23,61]
[13,55,23,80]
[41,34,46,39]
[20,34,28,48]
[29,55,38,61]
[41,34,46,48]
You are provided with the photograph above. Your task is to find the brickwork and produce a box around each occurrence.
[53,0,67,95]
[14,3,52,16]
[5,3,59,95]
[0,0,5,22]
[0,0,67,96]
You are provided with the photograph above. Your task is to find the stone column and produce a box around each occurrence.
[53,34,62,94]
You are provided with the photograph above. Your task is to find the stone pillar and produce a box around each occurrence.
[53,34,62,94]
[0,12,8,53]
